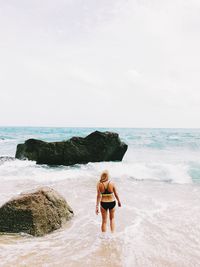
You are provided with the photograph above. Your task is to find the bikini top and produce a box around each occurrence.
[101,181,113,196]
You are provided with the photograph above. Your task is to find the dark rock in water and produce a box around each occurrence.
[15,131,128,166]
[0,156,15,161]
[0,157,15,165]
[0,187,73,236]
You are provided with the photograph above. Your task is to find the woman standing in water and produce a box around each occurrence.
[96,170,121,232]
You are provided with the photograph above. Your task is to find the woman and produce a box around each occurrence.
[96,170,121,233]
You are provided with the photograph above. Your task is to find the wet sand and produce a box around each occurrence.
[0,175,200,267]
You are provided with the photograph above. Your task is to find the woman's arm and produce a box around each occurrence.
[113,183,121,207]
[96,183,101,215]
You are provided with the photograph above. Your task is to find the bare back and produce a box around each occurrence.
[98,181,115,202]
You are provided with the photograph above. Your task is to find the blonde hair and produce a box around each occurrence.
[100,170,109,183]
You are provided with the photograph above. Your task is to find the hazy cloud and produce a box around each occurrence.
[0,0,200,127]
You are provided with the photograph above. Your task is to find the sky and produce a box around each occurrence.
[0,0,200,128]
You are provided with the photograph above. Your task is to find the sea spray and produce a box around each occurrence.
[1,128,200,266]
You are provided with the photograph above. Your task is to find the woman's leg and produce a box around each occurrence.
[100,207,108,232]
[109,208,115,233]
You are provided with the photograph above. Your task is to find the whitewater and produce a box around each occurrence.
[0,127,200,267]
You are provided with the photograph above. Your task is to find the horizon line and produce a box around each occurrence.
[1,125,200,129]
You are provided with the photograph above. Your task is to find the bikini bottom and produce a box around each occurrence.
[100,201,116,210]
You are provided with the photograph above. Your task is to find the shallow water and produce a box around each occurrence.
[1,174,200,267]
[1,128,200,266]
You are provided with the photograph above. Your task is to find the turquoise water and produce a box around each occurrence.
[1,127,200,149]
[1,127,200,183]
[1,127,200,267]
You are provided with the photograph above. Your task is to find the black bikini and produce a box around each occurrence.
[100,181,116,210]
[101,201,116,210]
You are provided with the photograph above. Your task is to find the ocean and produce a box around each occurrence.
[0,127,200,267]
